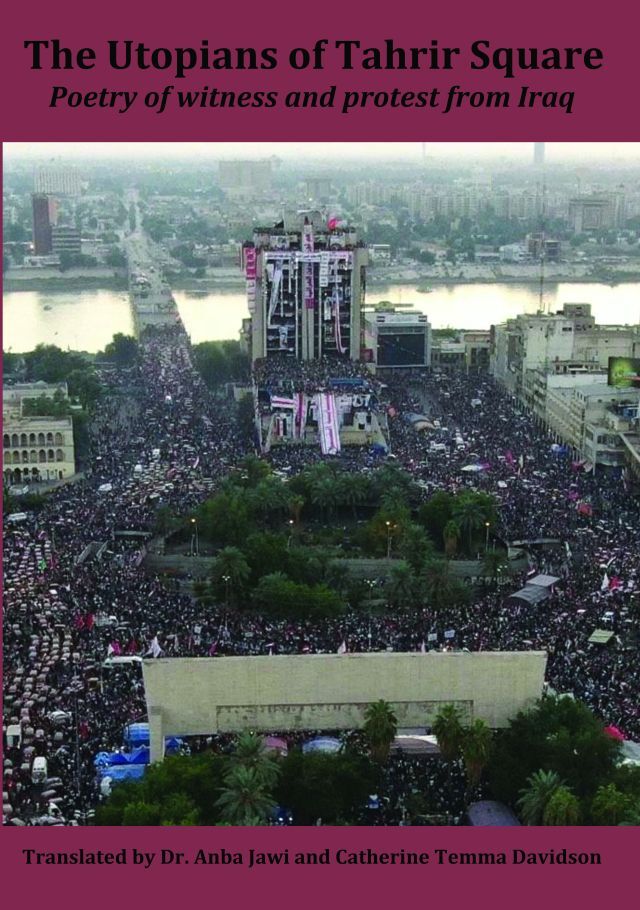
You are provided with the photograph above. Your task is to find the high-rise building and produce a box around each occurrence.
[35,167,81,196]
[533,142,545,166]
[219,160,273,193]
[244,211,368,363]
[31,194,52,255]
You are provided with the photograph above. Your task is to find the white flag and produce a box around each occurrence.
[601,572,610,592]
[337,640,347,655]
[420,641,426,654]
[145,635,163,658]
[106,643,115,658]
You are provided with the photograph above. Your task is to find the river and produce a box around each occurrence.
[3,282,640,353]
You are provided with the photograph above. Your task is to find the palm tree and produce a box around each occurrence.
[452,494,486,553]
[311,476,339,521]
[591,784,631,825]
[420,559,460,610]
[399,523,434,573]
[363,700,398,763]
[543,786,581,825]
[210,546,251,607]
[228,731,281,790]
[482,550,508,587]
[443,520,461,558]
[288,494,305,525]
[338,473,370,518]
[240,455,271,487]
[387,562,416,609]
[433,704,465,762]
[461,719,492,787]
[517,769,563,825]
[216,765,276,826]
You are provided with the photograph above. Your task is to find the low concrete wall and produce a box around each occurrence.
[144,650,546,760]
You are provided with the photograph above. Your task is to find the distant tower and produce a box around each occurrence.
[534,142,545,167]
[32,194,53,255]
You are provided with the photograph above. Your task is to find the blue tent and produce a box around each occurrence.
[98,764,147,782]
[124,722,149,746]
[123,723,182,753]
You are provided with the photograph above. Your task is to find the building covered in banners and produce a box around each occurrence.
[243,211,368,364]
[255,377,389,456]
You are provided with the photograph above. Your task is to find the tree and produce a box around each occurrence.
[363,700,398,763]
[238,455,271,488]
[228,731,281,790]
[433,704,466,762]
[517,769,564,825]
[398,522,434,573]
[210,547,251,607]
[443,520,461,558]
[276,750,376,825]
[103,333,139,367]
[66,369,102,410]
[482,550,508,586]
[387,561,417,609]
[591,784,632,826]
[461,719,492,787]
[420,559,467,610]
[216,766,276,826]
[418,491,454,546]
[542,785,581,826]
[487,696,621,806]
[338,473,370,518]
[452,492,487,554]
[311,476,340,521]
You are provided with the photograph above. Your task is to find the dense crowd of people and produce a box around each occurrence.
[3,320,639,826]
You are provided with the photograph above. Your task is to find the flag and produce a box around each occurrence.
[601,573,610,591]
[145,636,163,658]
[107,643,115,658]
[337,640,347,655]
[609,576,622,590]
[420,640,426,654]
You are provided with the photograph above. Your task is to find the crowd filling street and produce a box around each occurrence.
[3,323,639,825]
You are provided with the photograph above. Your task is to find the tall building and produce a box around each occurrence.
[35,167,81,196]
[245,211,368,363]
[31,194,52,255]
[491,304,640,399]
[568,193,625,232]
[219,160,273,193]
[533,142,545,166]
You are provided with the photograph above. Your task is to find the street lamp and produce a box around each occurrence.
[485,521,490,551]
[287,518,294,549]
[386,521,396,559]
[190,517,199,556]
[222,574,231,609]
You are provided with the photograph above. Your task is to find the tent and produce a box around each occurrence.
[467,800,520,826]
[507,585,551,607]
[98,765,146,783]
[263,736,288,755]
[302,737,342,754]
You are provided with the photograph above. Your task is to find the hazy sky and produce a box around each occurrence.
[4,141,640,163]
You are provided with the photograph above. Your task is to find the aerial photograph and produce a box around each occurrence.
[2,140,640,828]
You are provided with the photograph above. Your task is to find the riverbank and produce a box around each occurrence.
[4,275,128,292]
[6,271,640,295]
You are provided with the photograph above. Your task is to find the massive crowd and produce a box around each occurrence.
[3,321,639,826]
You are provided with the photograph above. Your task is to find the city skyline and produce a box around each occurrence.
[5,141,640,164]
